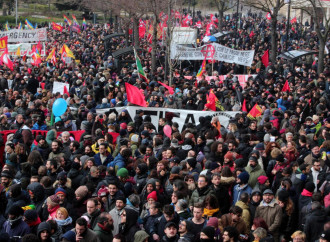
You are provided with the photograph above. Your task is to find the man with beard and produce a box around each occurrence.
[109,196,126,236]
[189,175,215,210]
[220,206,248,236]
[72,217,99,242]
[94,143,113,167]
[232,171,252,205]
[2,204,30,238]
[93,212,114,242]
[304,144,323,166]
[0,114,10,131]
[178,220,194,242]
[72,185,90,222]
[33,135,51,161]
[55,188,73,213]
[245,156,266,188]
[48,140,65,160]
[69,140,81,162]
[1,170,14,192]
[83,199,101,229]
[10,114,24,130]
[37,222,53,242]
[106,181,124,212]
[45,159,61,184]
[54,172,74,202]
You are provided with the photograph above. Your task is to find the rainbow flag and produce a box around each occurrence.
[63,15,72,26]
[5,21,10,31]
[196,58,206,77]
[82,18,86,29]
[25,19,35,29]
[18,22,22,30]
[72,14,79,26]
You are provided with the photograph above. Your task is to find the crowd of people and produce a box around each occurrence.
[0,7,329,242]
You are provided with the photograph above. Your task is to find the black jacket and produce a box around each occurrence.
[305,208,330,242]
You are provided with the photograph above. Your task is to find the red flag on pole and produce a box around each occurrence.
[261,50,269,67]
[290,17,297,24]
[282,80,290,92]
[40,83,45,90]
[0,49,14,70]
[247,104,262,119]
[242,99,247,112]
[125,82,147,107]
[158,81,174,95]
[63,85,70,95]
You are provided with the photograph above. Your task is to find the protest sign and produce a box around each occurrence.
[171,27,197,46]
[0,28,47,43]
[8,43,46,56]
[170,43,255,67]
[96,106,239,132]
[53,81,70,95]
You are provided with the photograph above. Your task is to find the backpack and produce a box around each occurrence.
[12,128,23,144]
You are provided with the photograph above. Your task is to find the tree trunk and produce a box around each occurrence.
[317,37,325,74]
[165,0,172,84]
[151,18,158,74]
[270,17,277,64]
[114,15,118,33]
[3,8,7,16]
[133,17,140,49]
[125,25,129,47]
[218,9,224,30]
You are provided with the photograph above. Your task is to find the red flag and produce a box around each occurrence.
[291,17,297,24]
[194,21,202,28]
[261,50,269,67]
[210,14,218,23]
[204,94,216,111]
[52,22,63,32]
[266,12,271,20]
[249,31,255,38]
[36,41,42,53]
[128,29,133,35]
[0,49,13,70]
[247,104,262,119]
[125,82,146,107]
[158,81,174,95]
[40,83,45,90]
[242,99,247,112]
[139,19,146,38]
[63,85,70,95]
[282,80,290,92]
[175,11,181,19]
[195,78,198,88]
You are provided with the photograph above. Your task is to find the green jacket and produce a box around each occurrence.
[245,164,266,189]
[189,186,215,207]
[93,223,113,242]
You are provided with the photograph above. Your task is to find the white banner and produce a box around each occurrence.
[8,43,46,56]
[0,28,47,43]
[170,43,255,67]
[96,106,239,132]
[171,27,197,46]
[53,81,70,95]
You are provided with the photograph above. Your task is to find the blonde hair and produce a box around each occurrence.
[271,148,282,158]
[56,207,69,219]
[291,231,306,240]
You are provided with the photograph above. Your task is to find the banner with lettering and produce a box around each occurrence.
[170,43,255,67]
[8,43,46,56]
[96,106,239,132]
[0,28,47,43]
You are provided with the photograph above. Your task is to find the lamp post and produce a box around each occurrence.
[236,0,239,38]
[285,0,291,51]
[15,0,18,26]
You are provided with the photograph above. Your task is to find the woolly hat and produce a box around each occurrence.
[120,123,127,130]
[210,162,220,171]
[117,168,129,178]
[171,166,181,174]
[234,158,245,168]
[55,187,67,196]
[75,185,89,198]
[255,143,265,150]
[57,171,67,181]
[187,158,197,169]
[116,195,126,204]
[249,156,258,163]
[257,176,268,185]
[304,182,315,193]
[134,230,150,242]
[251,188,262,196]
[97,186,109,197]
[8,204,24,217]
[61,231,76,242]
[277,190,290,202]
[1,170,13,179]
[276,154,285,163]
[119,129,127,136]
[238,171,250,184]
[141,130,149,137]
[206,217,219,228]
[224,151,234,161]
[201,226,215,239]
[147,191,158,201]
[47,195,60,206]
[24,209,38,222]
[196,152,205,163]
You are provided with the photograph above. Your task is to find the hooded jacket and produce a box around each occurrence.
[134,163,148,194]
[305,208,330,242]
[119,208,141,242]
[245,164,267,188]
[5,188,30,217]
[37,222,54,242]
[27,182,46,217]
[2,216,30,239]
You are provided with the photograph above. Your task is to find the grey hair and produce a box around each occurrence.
[128,194,141,207]
[253,227,267,239]
[176,199,188,211]
[62,131,70,137]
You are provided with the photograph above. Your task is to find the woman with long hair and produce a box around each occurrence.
[284,141,299,164]
[277,190,296,241]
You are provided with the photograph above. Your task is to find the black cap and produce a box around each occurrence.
[165,222,177,229]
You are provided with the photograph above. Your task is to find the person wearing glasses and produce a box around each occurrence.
[255,189,282,242]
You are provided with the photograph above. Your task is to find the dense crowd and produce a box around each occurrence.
[0,8,329,242]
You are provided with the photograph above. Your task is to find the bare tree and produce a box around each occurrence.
[294,0,329,74]
[212,0,236,30]
[245,0,285,63]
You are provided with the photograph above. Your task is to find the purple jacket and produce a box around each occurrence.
[2,218,30,240]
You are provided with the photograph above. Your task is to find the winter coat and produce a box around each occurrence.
[5,190,30,217]
[82,210,101,229]
[232,184,252,205]
[2,218,30,239]
[93,223,113,242]
[255,200,282,238]
[109,207,124,236]
[94,152,114,167]
[220,213,248,235]
[245,164,267,188]
[212,184,230,214]
[189,186,215,207]
[143,212,162,238]
[27,182,46,219]
[109,153,126,171]
[67,168,85,190]
[304,208,330,242]
[71,228,100,242]
[153,212,180,239]
[119,208,140,242]
[235,200,251,231]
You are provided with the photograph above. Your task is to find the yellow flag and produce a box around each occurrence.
[60,44,75,59]
[46,48,55,61]
[16,46,21,57]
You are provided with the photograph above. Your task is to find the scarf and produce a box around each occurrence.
[97,222,112,232]
[203,208,219,218]
[301,189,313,197]
[48,205,60,214]
[55,216,72,226]
[27,217,41,227]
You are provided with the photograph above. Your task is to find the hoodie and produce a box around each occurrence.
[27,182,46,217]
[119,208,140,242]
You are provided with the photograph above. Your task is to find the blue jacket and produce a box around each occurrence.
[2,218,30,239]
[232,184,252,205]
[94,152,113,167]
[108,153,125,170]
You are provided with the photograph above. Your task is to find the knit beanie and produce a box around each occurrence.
[75,185,89,198]
[238,171,250,184]
[61,231,76,242]
[277,190,290,202]
[276,154,285,163]
[201,226,215,239]
[147,191,158,201]
[47,195,60,206]
[304,182,315,193]
[187,158,197,169]
[234,158,245,168]
[206,217,219,228]
[8,204,24,217]
[117,168,129,178]
[120,123,127,130]
[224,151,234,161]
[116,195,126,204]
[24,209,38,222]
[127,122,135,127]
[55,187,67,196]
[97,186,109,197]
[257,176,268,185]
